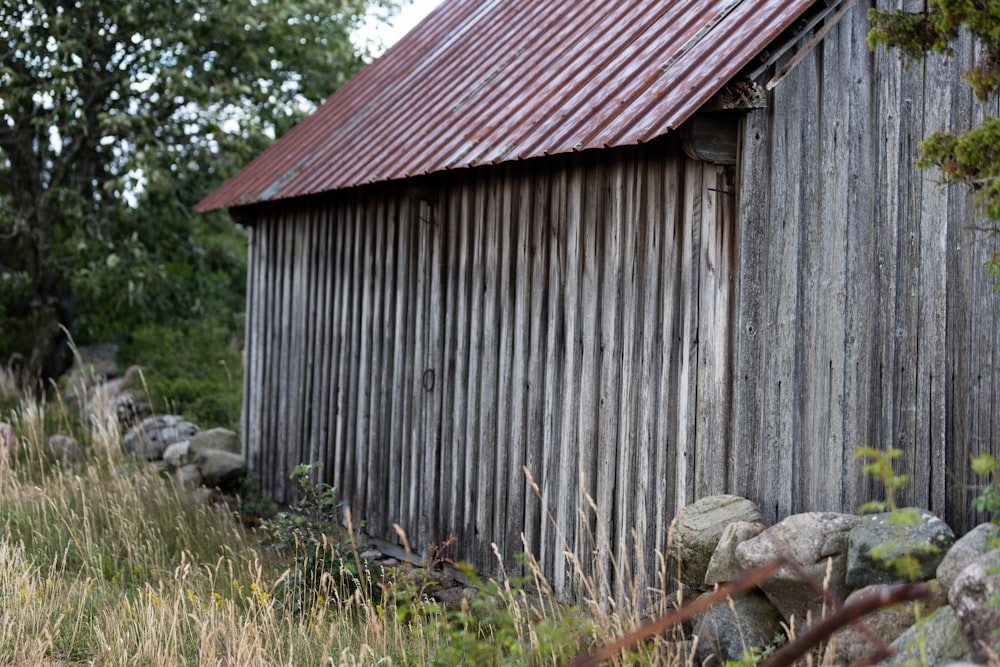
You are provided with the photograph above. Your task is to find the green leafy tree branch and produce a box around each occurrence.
[869,0,1000,287]
[0,0,398,382]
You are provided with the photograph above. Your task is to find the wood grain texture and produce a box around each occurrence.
[734,1,999,530]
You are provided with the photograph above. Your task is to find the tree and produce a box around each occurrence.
[0,0,396,385]
[868,0,1000,284]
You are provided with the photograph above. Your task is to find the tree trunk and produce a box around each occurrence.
[22,202,73,391]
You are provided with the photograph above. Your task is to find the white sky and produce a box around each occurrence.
[355,0,444,57]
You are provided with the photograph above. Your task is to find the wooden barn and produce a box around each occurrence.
[198,0,1000,590]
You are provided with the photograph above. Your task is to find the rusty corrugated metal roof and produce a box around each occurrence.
[198,0,822,212]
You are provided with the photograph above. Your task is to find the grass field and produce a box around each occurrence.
[0,375,687,666]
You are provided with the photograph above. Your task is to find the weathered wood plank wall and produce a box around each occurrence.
[734,0,1000,530]
[242,0,1000,590]
[242,140,737,591]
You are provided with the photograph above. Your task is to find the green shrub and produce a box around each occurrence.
[121,317,243,430]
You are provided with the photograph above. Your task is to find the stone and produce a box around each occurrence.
[175,463,203,488]
[692,591,785,667]
[671,495,765,589]
[735,512,859,626]
[705,520,766,585]
[194,449,247,490]
[123,415,199,460]
[46,434,84,464]
[162,440,191,468]
[188,428,241,456]
[822,582,947,665]
[937,523,1000,591]
[949,558,1000,663]
[62,343,119,401]
[84,366,144,427]
[846,509,955,588]
[431,585,477,611]
[875,605,970,667]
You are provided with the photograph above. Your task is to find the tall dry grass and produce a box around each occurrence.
[0,380,691,666]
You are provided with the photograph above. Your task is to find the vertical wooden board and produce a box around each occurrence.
[795,44,842,513]
[950,44,1000,529]
[816,24,852,512]
[323,204,345,499]
[275,219,295,501]
[445,184,473,547]
[634,152,666,587]
[291,212,310,479]
[243,225,259,475]
[857,1,902,508]
[763,73,802,520]
[576,155,604,584]
[436,188,457,543]
[476,175,502,568]
[266,218,284,498]
[504,168,533,569]
[387,200,413,535]
[676,158,702,511]
[406,198,429,549]
[914,40,954,517]
[343,204,368,513]
[871,1,905,502]
[733,107,772,518]
[492,171,516,568]
[363,196,389,530]
[654,154,683,552]
[305,211,321,473]
[879,0,923,512]
[840,5,879,515]
[692,161,714,499]
[332,205,355,492]
[523,161,550,562]
[554,160,584,596]
[612,152,643,600]
[372,198,400,537]
[334,204,356,503]
[945,40,995,530]
[300,210,318,471]
[693,162,735,499]
[717,166,738,493]
[310,205,331,473]
[422,193,446,549]
[943,39,974,527]
[350,198,375,517]
[461,175,487,564]
[254,220,270,492]
[596,155,624,596]
[541,164,569,589]
[887,3,926,509]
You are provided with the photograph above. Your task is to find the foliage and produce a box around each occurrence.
[854,447,938,583]
[0,0,398,379]
[723,633,785,667]
[854,446,909,515]
[71,211,248,345]
[261,462,379,615]
[869,1,1000,287]
[970,451,1000,527]
[418,574,592,667]
[119,316,243,430]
